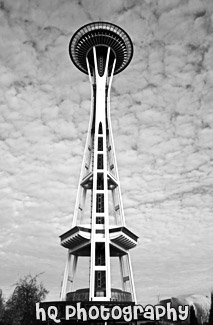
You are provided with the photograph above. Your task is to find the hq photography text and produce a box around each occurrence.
[36,302,189,323]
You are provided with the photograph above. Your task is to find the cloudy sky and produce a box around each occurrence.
[0,0,213,305]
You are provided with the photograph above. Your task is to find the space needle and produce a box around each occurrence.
[60,21,138,305]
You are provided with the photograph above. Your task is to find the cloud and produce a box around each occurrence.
[0,0,213,305]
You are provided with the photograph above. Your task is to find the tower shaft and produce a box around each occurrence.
[89,47,112,300]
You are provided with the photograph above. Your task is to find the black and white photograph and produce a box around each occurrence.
[0,0,213,324]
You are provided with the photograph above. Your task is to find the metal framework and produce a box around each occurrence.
[60,22,138,303]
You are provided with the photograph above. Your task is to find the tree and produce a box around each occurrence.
[0,289,5,324]
[190,305,198,325]
[209,291,213,325]
[3,274,48,325]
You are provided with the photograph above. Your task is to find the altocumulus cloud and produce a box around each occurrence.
[0,0,213,304]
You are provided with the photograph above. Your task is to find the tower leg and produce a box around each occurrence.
[60,253,78,301]
[119,256,126,291]
[60,250,71,301]
[69,255,78,292]
[127,252,137,303]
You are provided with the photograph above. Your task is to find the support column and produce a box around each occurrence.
[89,47,115,301]
[60,250,71,301]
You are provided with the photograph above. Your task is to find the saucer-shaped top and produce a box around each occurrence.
[69,22,133,75]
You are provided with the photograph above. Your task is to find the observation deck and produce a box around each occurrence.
[69,21,133,75]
